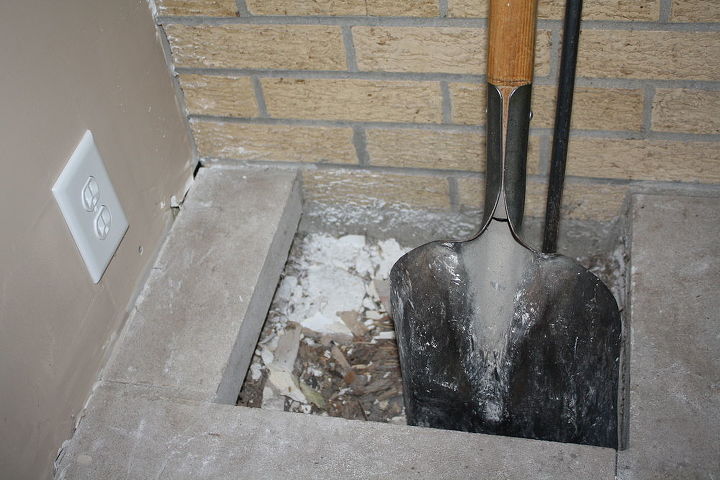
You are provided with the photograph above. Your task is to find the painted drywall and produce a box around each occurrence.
[0,1,194,479]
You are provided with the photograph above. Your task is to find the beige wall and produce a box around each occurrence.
[0,1,194,479]
[157,0,720,222]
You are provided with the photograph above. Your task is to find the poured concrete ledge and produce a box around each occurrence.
[56,182,720,478]
[56,382,616,479]
[618,194,720,479]
[103,167,301,404]
[56,164,617,479]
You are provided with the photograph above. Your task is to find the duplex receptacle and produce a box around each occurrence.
[52,130,129,283]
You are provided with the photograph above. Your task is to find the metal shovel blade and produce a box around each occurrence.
[389,1,622,445]
[390,218,621,447]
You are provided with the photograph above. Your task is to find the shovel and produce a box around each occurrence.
[390,0,622,448]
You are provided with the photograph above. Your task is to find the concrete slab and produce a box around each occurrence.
[618,194,720,479]
[104,167,301,404]
[56,382,616,480]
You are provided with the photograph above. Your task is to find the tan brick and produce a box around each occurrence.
[262,78,443,123]
[456,177,485,209]
[178,74,258,118]
[164,24,346,70]
[652,89,720,135]
[303,169,451,210]
[156,0,237,16]
[532,86,644,131]
[448,0,659,21]
[353,27,551,76]
[246,0,438,16]
[450,84,643,131]
[457,177,626,220]
[577,30,720,81]
[192,120,357,164]
[366,128,541,173]
[566,138,720,183]
[449,83,486,125]
[523,181,628,220]
[671,0,720,22]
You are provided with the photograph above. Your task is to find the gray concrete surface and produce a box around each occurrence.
[56,382,616,479]
[57,179,720,479]
[55,165,618,480]
[300,201,623,259]
[104,167,301,404]
[617,194,720,479]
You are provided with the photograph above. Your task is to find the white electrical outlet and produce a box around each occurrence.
[52,131,129,283]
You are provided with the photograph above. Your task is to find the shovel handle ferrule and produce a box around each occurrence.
[483,85,532,230]
[482,0,538,232]
[488,0,539,87]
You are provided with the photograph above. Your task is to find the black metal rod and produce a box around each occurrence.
[542,0,583,253]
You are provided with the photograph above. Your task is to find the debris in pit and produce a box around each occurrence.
[237,233,410,424]
[237,231,628,426]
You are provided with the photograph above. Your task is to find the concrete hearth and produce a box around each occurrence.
[55,167,719,479]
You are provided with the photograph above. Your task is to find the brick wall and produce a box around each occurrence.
[154,0,720,223]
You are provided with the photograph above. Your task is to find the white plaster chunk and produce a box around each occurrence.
[362,296,378,310]
[250,363,263,381]
[301,312,353,340]
[389,415,407,425]
[276,275,298,302]
[271,322,302,371]
[355,254,375,277]
[266,365,307,404]
[373,331,395,341]
[287,261,364,339]
[375,239,408,280]
[267,233,409,344]
[261,386,286,411]
[302,234,366,271]
[260,348,274,366]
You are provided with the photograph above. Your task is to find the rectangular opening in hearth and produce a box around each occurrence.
[236,214,630,449]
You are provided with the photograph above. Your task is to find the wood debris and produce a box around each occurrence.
[237,233,408,424]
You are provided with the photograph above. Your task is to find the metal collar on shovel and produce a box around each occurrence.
[390,0,621,448]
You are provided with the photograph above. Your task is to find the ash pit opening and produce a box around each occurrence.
[237,229,628,445]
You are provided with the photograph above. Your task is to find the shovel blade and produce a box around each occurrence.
[390,220,621,448]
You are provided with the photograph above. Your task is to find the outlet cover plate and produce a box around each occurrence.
[52,130,129,283]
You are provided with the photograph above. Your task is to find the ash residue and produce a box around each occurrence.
[576,237,629,311]
[237,233,409,424]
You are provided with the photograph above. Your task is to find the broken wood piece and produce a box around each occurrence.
[339,310,369,337]
[331,344,352,372]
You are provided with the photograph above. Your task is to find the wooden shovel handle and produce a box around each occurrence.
[487,0,539,87]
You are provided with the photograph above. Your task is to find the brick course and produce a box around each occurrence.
[451,84,644,131]
[157,1,720,222]
[353,27,551,76]
[165,25,346,70]
[448,0,659,21]
[303,169,451,210]
[652,89,720,135]
[671,0,720,22]
[245,0,439,17]
[457,177,627,221]
[178,74,258,118]
[156,0,237,17]
[192,121,357,164]
[261,78,443,123]
[577,31,720,81]
[567,139,720,183]
[366,129,541,173]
